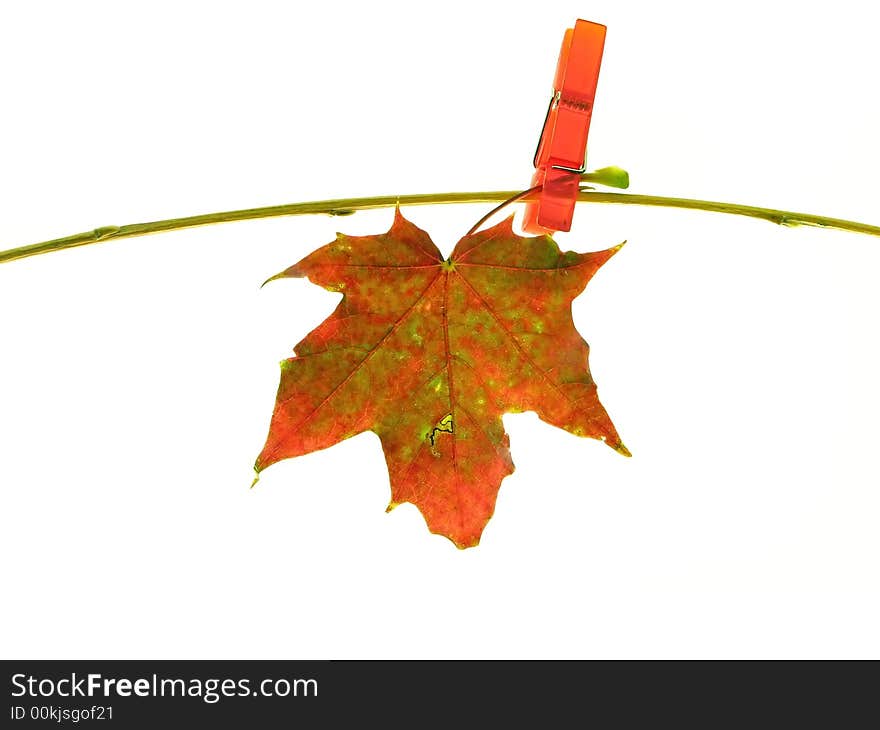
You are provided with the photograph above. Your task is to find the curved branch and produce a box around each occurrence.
[1,189,878,265]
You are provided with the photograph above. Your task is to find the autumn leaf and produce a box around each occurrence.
[254,209,629,547]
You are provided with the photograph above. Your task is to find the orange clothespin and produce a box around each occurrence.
[522,20,606,235]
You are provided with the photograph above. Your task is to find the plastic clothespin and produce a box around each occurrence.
[522,19,606,235]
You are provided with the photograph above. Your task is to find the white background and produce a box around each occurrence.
[1,0,878,659]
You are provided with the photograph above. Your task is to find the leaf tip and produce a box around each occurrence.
[391,204,405,229]
[602,240,627,260]
[453,535,481,550]
[261,263,305,288]
[613,441,632,457]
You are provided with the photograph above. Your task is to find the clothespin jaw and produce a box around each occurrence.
[522,20,606,235]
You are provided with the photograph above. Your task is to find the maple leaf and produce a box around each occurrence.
[254,209,629,548]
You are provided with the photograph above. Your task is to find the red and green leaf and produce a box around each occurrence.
[255,209,628,547]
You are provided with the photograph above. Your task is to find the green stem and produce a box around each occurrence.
[1,189,878,265]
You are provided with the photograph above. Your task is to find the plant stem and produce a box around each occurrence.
[1,190,878,265]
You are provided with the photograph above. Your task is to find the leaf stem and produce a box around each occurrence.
[1,190,878,265]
